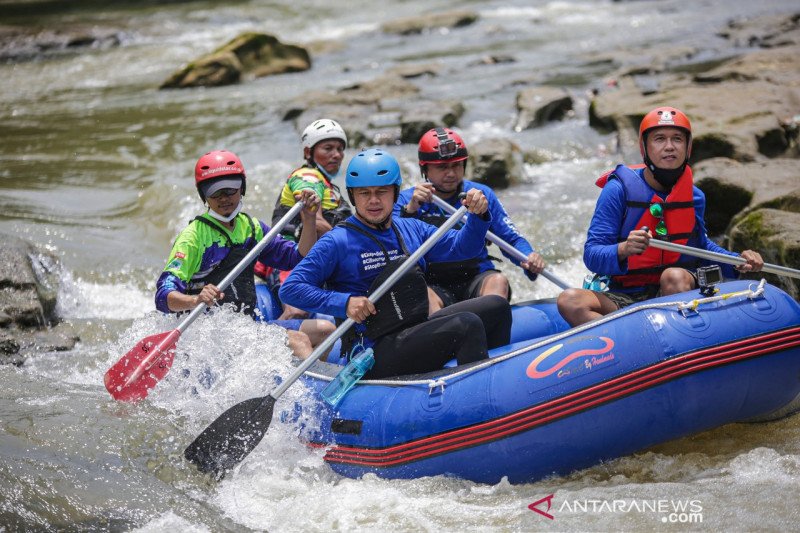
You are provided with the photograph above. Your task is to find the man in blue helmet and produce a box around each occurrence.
[280,148,512,379]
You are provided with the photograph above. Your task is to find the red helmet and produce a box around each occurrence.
[639,106,692,159]
[418,127,468,166]
[194,150,246,201]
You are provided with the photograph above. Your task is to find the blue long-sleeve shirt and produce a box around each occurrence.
[584,171,739,285]
[279,213,491,318]
[395,180,535,278]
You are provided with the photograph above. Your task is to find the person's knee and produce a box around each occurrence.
[660,268,693,295]
[479,273,510,299]
[300,319,335,346]
[286,330,313,359]
[557,288,585,314]
[481,294,512,322]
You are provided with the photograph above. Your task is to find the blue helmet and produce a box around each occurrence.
[345,148,402,189]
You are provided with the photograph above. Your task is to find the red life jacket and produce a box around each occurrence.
[596,164,696,288]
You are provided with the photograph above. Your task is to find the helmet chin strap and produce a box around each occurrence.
[207,200,243,223]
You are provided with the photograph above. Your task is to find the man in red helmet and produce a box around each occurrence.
[556,107,764,327]
[395,127,545,309]
[154,150,335,359]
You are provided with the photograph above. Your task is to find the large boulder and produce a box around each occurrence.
[0,234,78,365]
[0,236,59,328]
[693,157,800,235]
[728,208,800,298]
[466,138,524,190]
[160,32,311,89]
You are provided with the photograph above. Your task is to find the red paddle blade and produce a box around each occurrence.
[104,329,180,402]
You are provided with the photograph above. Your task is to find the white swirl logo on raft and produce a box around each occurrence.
[528,494,704,523]
[526,336,616,380]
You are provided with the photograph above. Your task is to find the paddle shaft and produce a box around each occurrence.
[171,201,306,336]
[430,195,570,290]
[270,204,471,399]
[648,239,800,280]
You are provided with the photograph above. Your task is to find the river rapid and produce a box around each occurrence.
[2,0,799,531]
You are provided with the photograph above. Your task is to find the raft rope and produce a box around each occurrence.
[304,279,768,392]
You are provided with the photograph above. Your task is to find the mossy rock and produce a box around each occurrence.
[161,32,310,89]
[728,208,800,298]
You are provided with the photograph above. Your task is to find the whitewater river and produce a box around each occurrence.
[1,0,799,530]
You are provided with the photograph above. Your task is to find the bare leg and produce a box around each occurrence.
[427,286,444,315]
[299,319,336,361]
[286,330,313,359]
[660,267,695,295]
[478,272,510,300]
[557,288,619,327]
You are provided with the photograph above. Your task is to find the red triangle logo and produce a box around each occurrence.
[528,494,555,520]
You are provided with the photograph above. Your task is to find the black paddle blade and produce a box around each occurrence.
[184,395,276,479]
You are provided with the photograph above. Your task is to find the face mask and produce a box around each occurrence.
[316,163,339,181]
[207,200,243,223]
[647,160,685,190]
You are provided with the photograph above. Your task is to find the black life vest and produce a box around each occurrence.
[406,200,482,286]
[339,222,429,355]
[188,214,259,317]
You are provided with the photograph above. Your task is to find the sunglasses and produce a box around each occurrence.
[208,187,240,199]
[649,203,667,237]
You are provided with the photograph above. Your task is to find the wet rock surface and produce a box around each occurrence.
[0,234,78,365]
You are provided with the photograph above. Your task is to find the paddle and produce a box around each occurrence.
[184,202,472,479]
[647,238,800,280]
[104,201,307,403]
[430,194,571,289]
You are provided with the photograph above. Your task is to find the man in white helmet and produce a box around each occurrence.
[269,119,352,242]
[256,119,354,318]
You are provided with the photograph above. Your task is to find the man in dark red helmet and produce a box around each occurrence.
[154,150,335,359]
[557,106,764,327]
[395,127,546,310]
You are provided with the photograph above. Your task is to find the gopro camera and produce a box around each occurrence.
[696,265,722,296]
[435,129,458,158]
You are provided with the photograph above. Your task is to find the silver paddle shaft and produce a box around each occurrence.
[648,239,800,280]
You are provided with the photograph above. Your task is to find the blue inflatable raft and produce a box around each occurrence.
[268,280,800,484]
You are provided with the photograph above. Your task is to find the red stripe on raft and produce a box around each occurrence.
[318,327,800,467]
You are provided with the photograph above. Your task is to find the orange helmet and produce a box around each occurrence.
[638,106,692,159]
[418,127,468,166]
[194,150,246,202]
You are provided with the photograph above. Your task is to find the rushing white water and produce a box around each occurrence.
[2,0,799,530]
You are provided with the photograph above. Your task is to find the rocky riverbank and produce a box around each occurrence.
[588,12,800,297]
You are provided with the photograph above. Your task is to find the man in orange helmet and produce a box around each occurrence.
[557,107,764,327]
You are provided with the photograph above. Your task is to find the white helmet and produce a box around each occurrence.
[301,119,347,151]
